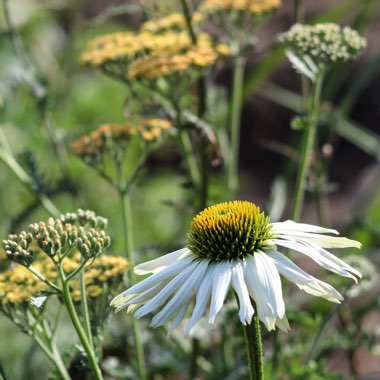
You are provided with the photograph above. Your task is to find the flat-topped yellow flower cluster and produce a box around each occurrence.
[200,0,282,14]
[0,251,128,305]
[71,118,174,160]
[81,15,230,80]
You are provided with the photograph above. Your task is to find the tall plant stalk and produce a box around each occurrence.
[58,265,104,380]
[119,191,147,380]
[291,73,324,221]
[228,51,246,198]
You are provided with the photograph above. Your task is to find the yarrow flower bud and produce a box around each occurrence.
[3,237,34,267]
[279,23,366,69]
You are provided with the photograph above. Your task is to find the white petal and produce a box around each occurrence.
[134,248,191,274]
[273,231,361,249]
[273,239,361,282]
[267,251,343,303]
[135,261,198,318]
[276,315,290,332]
[231,260,254,325]
[271,220,338,235]
[209,261,232,323]
[168,304,189,334]
[126,256,193,295]
[151,261,209,327]
[116,283,170,314]
[123,281,169,306]
[185,264,216,335]
[244,253,285,331]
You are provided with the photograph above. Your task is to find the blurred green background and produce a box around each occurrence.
[1,0,380,379]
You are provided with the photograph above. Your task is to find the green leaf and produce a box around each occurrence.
[335,117,380,159]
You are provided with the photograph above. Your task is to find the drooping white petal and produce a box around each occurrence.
[151,261,209,328]
[276,315,290,332]
[231,260,254,325]
[125,256,193,296]
[135,261,198,318]
[271,220,338,235]
[168,304,189,334]
[273,230,361,249]
[244,253,285,331]
[185,264,216,335]
[267,251,343,303]
[209,261,232,323]
[123,281,169,306]
[134,248,191,274]
[113,282,167,312]
[273,238,361,282]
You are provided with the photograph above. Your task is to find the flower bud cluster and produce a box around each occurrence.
[2,210,111,266]
[3,232,34,267]
[279,23,366,68]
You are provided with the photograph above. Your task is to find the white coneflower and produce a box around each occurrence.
[111,201,361,335]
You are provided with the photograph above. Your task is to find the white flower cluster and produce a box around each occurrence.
[280,23,366,67]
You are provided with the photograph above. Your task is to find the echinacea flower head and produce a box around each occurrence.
[111,201,361,335]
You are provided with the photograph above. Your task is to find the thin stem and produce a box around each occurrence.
[58,266,103,380]
[38,194,61,218]
[172,100,201,186]
[243,313,264,380]
[294,0,303,23]
[291,73,324,221]
[119,191,147,380]
[228,53,246,198]
[307,302,341,362]
[80,269,94,349]
[41,320,71,380]
[28,266,61,293]
[179,0,206,117]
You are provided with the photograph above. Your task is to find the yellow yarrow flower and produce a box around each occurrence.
[201,0,282,14]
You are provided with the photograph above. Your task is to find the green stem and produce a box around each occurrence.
[243,313,264,380]
[179,0,208,211]
[42,320,71,380]
[228,53,246,199]
[33,334,71,380]
[80,269,94,349]
[291,73,324,221]
[58,266,103,380]
[28,266,61,293]
[172,100,201,186]
[119,191,147,380]
[307,301,343,363]
[294,0,303,23]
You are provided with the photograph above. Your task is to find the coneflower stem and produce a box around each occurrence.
[291,72,324,221]
[243,313,264,380]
